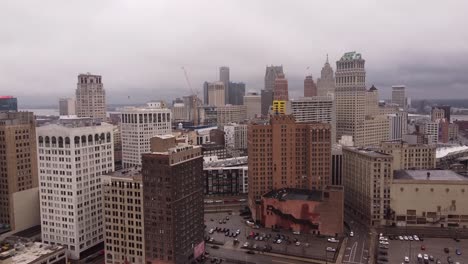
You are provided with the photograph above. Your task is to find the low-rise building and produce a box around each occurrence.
[203,156,248,196]
[0,240,66,264]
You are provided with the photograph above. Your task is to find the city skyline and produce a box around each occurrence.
[2,1,468,107]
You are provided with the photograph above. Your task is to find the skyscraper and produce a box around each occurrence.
[317,55,335,96]
[0,96,18,111]
[142,135,204,264]
[76,73,107,120]
[228,82,245,105]
[37,119,114,260]
[303,75,317,97]
[365,85,379,116]
[207,82,225,106]
[120,102,172,168]
[0,112,38,232]
[219,66,230,103]
[59,98,76,116]
[273,73,288,101]
[261,65,284,116]
[243,92,261,119]
[391,85,407,109]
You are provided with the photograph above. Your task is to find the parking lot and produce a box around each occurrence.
[204,209,342,261]
[379,235,468,263]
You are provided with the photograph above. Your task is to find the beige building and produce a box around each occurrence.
[0,112,38,232]
[353,115,390,147]
[379,104,399,115]
[172,103,189,121]
[316,56,335,96]
[216,105,247,125]
[365,85,379,117]
[391,85,407,109]
[243,92,261,119]
[59,98,76,116]
[379,140,436,170]
[342,147,393,226]
[449,123,459,141]
[76,73,107,120]
[390,170,468,228]
[207,81,225,106]
[103,168,145,264]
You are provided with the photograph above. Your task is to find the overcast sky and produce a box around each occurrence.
[1,0,468,107]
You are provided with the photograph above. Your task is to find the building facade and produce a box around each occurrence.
[76,73,106,120]
[207,82,225,107]
[391,85,406,109]
[387,112,408,141]
[379,140,436,171]
[37,121,115,260]
[224,123,247,150]
[331,145,343,185]
[120,103,172,168]
[216,105,247,125]
[303,75,317,97]
[316,56,335,96]
[273,74,288,101]
[262,66,284,116]
[59,98,76,116]
[0,96,18,111]
[219,66,230,104]
[243,92,261,119]
[203,156,248,196]
[142,136,204,264]
[227,82,245,105]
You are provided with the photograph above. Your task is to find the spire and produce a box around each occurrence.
[326,54,329,64]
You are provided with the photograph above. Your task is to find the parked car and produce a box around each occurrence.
[456,248,461,255]
[295,241,300,246]
[403,236,409,240]
[404,256,409,263]
[293,231,300,235]
[246,250,255,255]
[209,229,214,234]
[326,247,336,252]
[399,236,404,240]
[414,235,419,241]
[211,245,219,249]
[350,231,354,237]
[327,238,339,243]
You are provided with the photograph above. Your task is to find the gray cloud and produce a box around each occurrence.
[1,0,467,107]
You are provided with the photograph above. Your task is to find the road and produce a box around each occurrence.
[342,214,370,264]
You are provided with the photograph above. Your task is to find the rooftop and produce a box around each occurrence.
[106,166,142,178]
[394,170,468,181]
[343,146,391,158]
[263,188,323,202]
[436,145,468,159]
[340,51,362,61]
[1,236,65,264]
[204,156,248,168]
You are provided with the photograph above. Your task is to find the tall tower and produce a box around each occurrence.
[76,73,106,120]
[207,82,226,106]
[335,52,367,141]
[219,66,230,104]
[304,75,317,97]
[391,85,407,109]
[317,55,336,96]
[273,73,289,101]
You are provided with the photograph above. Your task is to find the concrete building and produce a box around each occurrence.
[216,105,247,125]
[316,56,335,96]
[303,75,317,97]
[243,92,261,119]
[260,187,344,236]
[248,115,332,220]
[0,240,67,264]
[355,115,390,147]
[203,156,248,196]
[262,66,284,116]
[391,85,407,109]
[387,112,408,141]
[379,140,436,171]
[207,82,225,107]
[224,123,247,150]
[172,103,189,122]
[260,90,274,117]
[219,66,230,103]
[37,120,115,260]
[76,73,106,120]
[449,123,459,141]
[228,82,245,105]
[390,170,468,228]
[342,147,393,226]
[142,135,204,264]
[273,73,288,101]
[120,103,172,168]
[331,145,343,186]
[432,106,451,122]
[365,85,379,117]
[422,121,439,145]
[0,96,18,111]
[0,112,38,233]
[289,96,336,143]
[103,168,144,264]
[59,98,76,116]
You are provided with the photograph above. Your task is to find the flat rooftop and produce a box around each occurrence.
[394,170,468,181]
[344,146,391,158]
[107,167,141,178]
[263,188,323,202]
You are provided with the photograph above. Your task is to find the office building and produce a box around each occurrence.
[203,156,248,196]
[342,147,392,226]
[261,187,344,236]
[431,107,446,122]
[331,145,343,185]
[103,168,144,264]
[379,104,400,115]
[390,170,468,228]
[387,111,408,141]
[243,92,261,119]
[0,112,38,233]
[262,66,284,116]
[365,85,379,116]
[289,96,336,143]
[355,115,390,147]
[224,123,247,150]
[422,121,439,145]
[142,135,204,264]
[207,82,225,107]
[216,105,247,125]
[316,56,335,96]
[219,66,230,103]
[448,123,459,141]
[248,115,332,220]
[172,103,189,122]
[0,96,18,111]
[379,140,436,171]
[37,120,115,260]
[76,73,106,120]
[273,73,289,101]
[228,82,245,105]
[120,102,172,168]
[203,82,209,105]
[433,105,451,122]
[303,75,317,97]
[59,98,76,116]
[260,90,274,117]
[391,85,407,109]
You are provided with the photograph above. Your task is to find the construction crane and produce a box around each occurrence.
[181,66,200,125]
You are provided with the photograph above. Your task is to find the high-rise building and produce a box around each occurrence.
[248,115,331,219]
[422,121,439,145]
[207,82,225,106]
[289,96,336,143]
[342,147,393,226]
[331,145,343,186]
[76,73,107,120]
[227,82,245,105]
[219,66,230,103]
[317,55,335,96]
[224,123,248,150]
[273,73,289,101]
[391,85,407,109]
[103,168,144,264]
[216,105,247,125]
[203,81,209,105]
[37,119,114,260]
[120,102,172,168]
[365,85,379,116]
[59,98,76,116]
[142,135,204,264]
[0,96,18,111]
[0,112,38,232]
[448,123,459,141]
[387,111,408,141]
[243,92,261,119]
[303,75,317,97]
[172,103,189,122]
[379,140,436,171]
[262,66,284,116]
[260,90,274,117]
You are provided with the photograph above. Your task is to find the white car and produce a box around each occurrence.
[379,241,389,245]
[423,254,429,260]
[408,236,414,241]
[293,231,301,235]
[350,231,354,237]
[403,236,409,240]
[379,236,388,241]
[404,256,410,263]
[205,200,214,204]
[277,239,282,244]
[295,241,301,246]
[243,242,249,247]
[399,236,404,240]
[209,228,214,234]
[327,238,339,243]
[413,235,419,241]
[246,220,254,225]
[236,229,241,234]
[326,247,336,252]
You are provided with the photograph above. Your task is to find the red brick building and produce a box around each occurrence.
[303,75,317,97]
[273,73,289,101]
[260,186,344,236]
